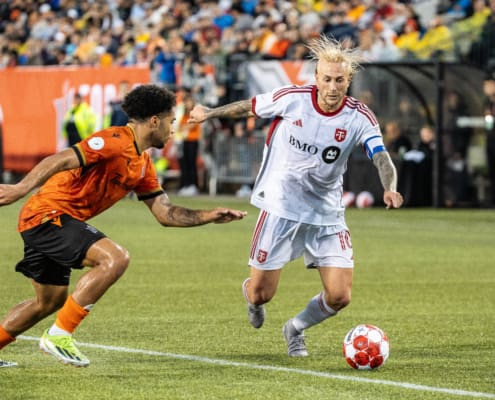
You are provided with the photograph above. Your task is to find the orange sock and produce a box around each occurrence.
[55,295,89,334]
[0,326,16,350]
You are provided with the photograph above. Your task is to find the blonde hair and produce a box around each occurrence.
[306,35,362,76]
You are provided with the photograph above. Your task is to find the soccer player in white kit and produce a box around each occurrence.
[189,36,404,357]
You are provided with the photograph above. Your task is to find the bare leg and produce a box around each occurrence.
[0,281,67,337]
[318,266,353,311]
[245,267,281,305]
[38,238,130,366]
[71,238,130,307]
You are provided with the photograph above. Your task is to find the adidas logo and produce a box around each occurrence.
[292,119,303,127]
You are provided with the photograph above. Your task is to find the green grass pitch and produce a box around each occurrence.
[0,196,494,400]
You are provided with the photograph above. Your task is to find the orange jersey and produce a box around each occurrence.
[18,126,163,232]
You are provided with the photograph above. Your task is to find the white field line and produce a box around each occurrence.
[19,335,495,399]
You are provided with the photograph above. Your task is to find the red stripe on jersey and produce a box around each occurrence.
[357,103,378,125]
[345,98,378,125]
[251,97,258,117]
[266,116,283,145]
[338,231,346,250]
[272,85,313,102]
[345,97,378,125]
[250,210,268,259]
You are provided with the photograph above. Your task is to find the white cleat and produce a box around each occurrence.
[282,319,308,357]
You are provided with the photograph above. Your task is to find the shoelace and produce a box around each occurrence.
[288,334,306,352]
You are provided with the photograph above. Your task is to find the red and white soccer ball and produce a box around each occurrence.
[342,191,356,207]
[343,324,389,370]
[355,191,375,208]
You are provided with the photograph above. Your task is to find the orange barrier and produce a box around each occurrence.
[0,66,150,172]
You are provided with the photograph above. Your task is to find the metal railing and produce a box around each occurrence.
[207,134,265,195]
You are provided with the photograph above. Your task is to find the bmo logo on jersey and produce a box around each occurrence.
[288,135,318,155]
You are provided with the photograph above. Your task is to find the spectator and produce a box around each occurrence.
[383,120,413,160]
[443,90,473,207]
[400,125,436,206]
[324,9,358,46]
[450,0,490,58]
[152,42,178,89]
[467,0,495,68]
[262,22,293,60]
[62,93,97,147]
[445,90,473,160]
[439,0,474,23]
[30,5,58,42]
[396,97,425,138]
[191,62,219,108]
[395,18,421,59]
[177,91,202,196]
[104,80,131,128]
[411,15,454,60]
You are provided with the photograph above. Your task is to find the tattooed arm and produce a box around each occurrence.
[372,151,404,209]
[144,193,247,227]
[188,100,254,124]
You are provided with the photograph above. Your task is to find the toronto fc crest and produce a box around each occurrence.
[335,128,347,142]
[257,250,268,263]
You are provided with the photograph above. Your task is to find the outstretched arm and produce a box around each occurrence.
[188,100,254,124]
[144,193,247,227]
[0,148,80,206]
[372,151,404,209]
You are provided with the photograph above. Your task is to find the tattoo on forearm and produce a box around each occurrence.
[206,100,252,119]
[373,152,397,192]
[166,205,203,226]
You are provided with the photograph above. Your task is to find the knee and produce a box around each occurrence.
[250,285,275,305]
[103,247,130,281]
[112,247,130,278]
[324,290,351,311]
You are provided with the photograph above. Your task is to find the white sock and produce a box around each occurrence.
[48,323,71,337]
[292,292,337,332]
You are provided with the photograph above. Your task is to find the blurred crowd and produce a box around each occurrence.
[1,0,495,94]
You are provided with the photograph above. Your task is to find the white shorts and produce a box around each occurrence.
[248,210,354,270]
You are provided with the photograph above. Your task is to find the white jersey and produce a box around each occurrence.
[250,84,386,225]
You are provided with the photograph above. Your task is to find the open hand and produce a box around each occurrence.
[211,208,248,224]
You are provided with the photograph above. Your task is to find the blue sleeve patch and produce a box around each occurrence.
[363,135,386,159]
[365,145,386,159]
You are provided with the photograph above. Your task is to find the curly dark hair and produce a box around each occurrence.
[122,84,176,121]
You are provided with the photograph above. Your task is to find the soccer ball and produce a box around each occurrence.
[343,324,389,370]
[342,191,356,207]
[355,191,374,208]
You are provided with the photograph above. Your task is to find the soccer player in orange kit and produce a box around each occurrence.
[0,84,247,368]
